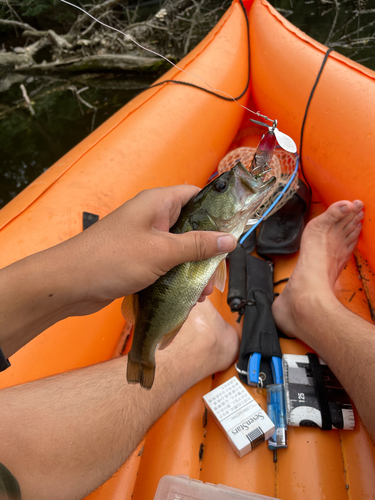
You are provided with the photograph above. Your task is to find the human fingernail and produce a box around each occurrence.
[354,200,364,210]
[217,235,236,253]
[340,204,350,213]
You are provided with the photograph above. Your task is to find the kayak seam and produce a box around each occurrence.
[260,0,375,82]
[339,431,352,500]
[0,2,238,234]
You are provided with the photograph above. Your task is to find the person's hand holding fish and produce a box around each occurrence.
[0,184,238,360]
[0,164,274,384]
[122,163,276,389]
[63,184,237,316]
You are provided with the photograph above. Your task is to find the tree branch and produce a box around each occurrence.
[68,0,123,36]
[0,18,37,32]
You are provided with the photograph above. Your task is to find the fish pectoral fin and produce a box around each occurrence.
[212,258,227,293]
[127,356,155,390]
[121,294,139,324]
[158,322,184,351]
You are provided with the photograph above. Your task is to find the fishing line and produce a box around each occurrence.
[59,0,273,122]
[239,156,299,245]
[61,0,301,234]
[145,0,250,102]
[239,47,335,244]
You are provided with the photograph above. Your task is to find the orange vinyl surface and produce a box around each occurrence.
[0,1,248,388]
[249,0,375,275]
[1,0,375,498]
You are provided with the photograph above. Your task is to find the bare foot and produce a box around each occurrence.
[157,298,240,383]
[272,200,364,344]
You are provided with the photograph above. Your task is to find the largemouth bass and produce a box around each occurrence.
[122,162,276,389]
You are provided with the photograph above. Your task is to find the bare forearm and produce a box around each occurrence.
[0,300,238,500]
[0,354,196,500]
[0,246,79,358]
[0,185,236,359]
[300,297,375,440]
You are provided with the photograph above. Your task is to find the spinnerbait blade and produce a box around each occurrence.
[274,129,297,154]
[250,119,297,154]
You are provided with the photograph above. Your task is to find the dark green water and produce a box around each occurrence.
[0,74,156,207]
[0,0,374,209]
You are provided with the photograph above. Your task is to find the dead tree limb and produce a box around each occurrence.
[0,0,231,79]
[68,0,124,36]
[0,18,37,32]
[13,53,166,75]
[22,30,49,39]
[20,83,35,116]
[0,38,50,74]
[48,30,73,50]
[324,0,340,45]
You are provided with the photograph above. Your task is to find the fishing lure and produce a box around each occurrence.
[249,119,297,179]
[59,0,299,229]
[58,0,295,150]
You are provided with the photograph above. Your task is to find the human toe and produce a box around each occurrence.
[343,211,364,236]
[323,201,354,225]
[348,235,360,253]
[346,221,362,246]
[353,200,364,211]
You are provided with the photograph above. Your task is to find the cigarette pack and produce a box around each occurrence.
[203,377,275,457]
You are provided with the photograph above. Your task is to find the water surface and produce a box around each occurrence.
[0,0,373,209]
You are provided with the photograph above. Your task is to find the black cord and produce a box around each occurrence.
[273,278,289,286]
[132,3,333,197]
[299,47,335,197]
[134,0,250,102]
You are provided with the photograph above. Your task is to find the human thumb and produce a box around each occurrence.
[167,231,237,267]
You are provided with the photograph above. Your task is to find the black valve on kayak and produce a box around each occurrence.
[83,211,99,230]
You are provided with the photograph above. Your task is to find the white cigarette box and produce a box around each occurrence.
[203,377,275,458]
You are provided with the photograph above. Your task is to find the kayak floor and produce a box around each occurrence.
[85,195,375,500]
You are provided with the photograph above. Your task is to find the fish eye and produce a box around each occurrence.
[214,180,228,192]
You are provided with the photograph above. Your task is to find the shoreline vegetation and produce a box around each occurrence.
[0,1,232,96]
[1,0,374,114]
[0,0,374,208]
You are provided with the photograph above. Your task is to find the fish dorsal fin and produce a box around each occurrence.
[121,294,138,324]
[212,259,227,293]
[158,322,184,351]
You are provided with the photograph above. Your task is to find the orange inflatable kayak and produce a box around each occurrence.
[0,0,374,498]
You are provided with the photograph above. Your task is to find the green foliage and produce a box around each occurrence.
[15,0,56,18]
[0,0,78,32]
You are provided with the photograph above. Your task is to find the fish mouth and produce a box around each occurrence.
[205,162,277,236]
[210,161,276,237]
[233,161,276,209]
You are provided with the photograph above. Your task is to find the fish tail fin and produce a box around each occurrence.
[126,357,155,390]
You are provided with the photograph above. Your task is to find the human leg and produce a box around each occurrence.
[272,200,375,441]
[0,299,239,500]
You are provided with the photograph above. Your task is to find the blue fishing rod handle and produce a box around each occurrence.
[247,352,261,386]
[271,356,283,385]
